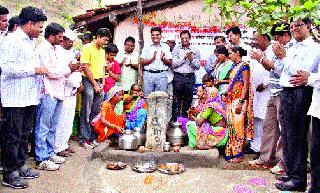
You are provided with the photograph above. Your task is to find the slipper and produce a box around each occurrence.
[230,157,243,163]
[57,150,72,157]
[65,147,75,153]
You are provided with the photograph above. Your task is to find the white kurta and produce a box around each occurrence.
[54,47,81,153]
[250,46,273,152]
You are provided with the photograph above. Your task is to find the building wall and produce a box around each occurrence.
[113,0,218,52]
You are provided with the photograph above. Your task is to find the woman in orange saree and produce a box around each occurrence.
[224,46,254,163]
[93,86,126,142]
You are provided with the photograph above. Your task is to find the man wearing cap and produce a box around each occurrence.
[163,34,176,121]
[172,30,200,121]
[248,22,293,175]
[54,29,82,157]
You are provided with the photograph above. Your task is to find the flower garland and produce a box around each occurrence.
[131,11,243,33]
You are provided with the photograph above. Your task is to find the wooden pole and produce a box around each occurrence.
[137,0,144,87]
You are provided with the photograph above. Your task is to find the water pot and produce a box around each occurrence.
[118,130,139,150]
[166,122,187,146]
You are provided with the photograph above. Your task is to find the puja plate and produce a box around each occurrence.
[132,162,157,173]
[158,163,186,175]
[106,162,127,170]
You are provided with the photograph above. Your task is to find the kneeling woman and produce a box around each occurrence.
[93,86,126,142]
[187,87,228,149]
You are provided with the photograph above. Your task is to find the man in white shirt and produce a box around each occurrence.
[115,36,138,93]
[287,36,320,193]
[140,27,172,96]
[35,23,71,171]
[0,6,47,189]
[248,32,272,154]
[0,5,9,175]
[163,34,176,121]
[54,29,82,157]
[274,17,320,192]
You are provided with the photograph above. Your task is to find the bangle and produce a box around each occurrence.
[259,56,265,64]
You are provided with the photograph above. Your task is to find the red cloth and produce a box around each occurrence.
[103,60,121,93]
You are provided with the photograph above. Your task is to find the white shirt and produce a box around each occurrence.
[0,28,41,107]
[251,46,272,119]
[37,40,71,100]
[115,51,138,91]
[308,55,320,119]
[141,43,172,71]
[279,37,319,87]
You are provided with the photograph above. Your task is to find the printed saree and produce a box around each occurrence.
[224,62,254,160]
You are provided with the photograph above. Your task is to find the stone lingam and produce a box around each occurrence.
[145,91,169,151]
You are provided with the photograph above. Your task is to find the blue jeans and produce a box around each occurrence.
[79,77,103,144]
[35,94,63,162]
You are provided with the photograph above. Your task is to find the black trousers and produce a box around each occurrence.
[310,117,320,192]
[1,106,36,174]
[279,86,313,185]
[172,73,195,122]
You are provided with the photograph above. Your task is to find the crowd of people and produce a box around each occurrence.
[0,5,319,192]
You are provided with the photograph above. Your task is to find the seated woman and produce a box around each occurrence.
[177,85,207,133]
[123,84,148,131]
[186,87,228,150]
[93,86,126,142]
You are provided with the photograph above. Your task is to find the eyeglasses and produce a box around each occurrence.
[290,23,305,30]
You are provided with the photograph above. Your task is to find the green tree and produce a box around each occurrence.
[204,0,320,33]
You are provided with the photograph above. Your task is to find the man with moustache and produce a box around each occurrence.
[273,17,320,192]
[35,23,71,171]
[171,30,200,121]
[0,6,47,189]
[141,27,172,96]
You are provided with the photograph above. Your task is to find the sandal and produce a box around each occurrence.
[270,165,285,175]
[249,159,273,168]
[230,157,243,163]
[57,150,72,157]
[65,147,75,153]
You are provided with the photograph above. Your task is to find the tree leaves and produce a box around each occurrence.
[204,0,320,34]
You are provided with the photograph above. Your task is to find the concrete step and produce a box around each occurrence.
[91,144,221,168]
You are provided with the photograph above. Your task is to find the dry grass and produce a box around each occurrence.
[1,0,96,28]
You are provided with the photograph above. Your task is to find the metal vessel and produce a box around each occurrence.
[118,130,139,150]
[166,122,187,146]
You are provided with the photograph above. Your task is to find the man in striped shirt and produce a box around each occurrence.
[0,6,47,189]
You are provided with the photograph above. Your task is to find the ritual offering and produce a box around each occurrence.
[106,162,127,170]
[132,162,157,173]
[158,163,185,175]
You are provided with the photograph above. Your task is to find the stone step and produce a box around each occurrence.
[91,145,221,168]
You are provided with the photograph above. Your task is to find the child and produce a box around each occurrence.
[103,43,121,96]
[177,85,208,133]
[202,73,215,88]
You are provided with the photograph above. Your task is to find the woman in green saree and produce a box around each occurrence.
[187,86,228,149]
[212,45,233,95]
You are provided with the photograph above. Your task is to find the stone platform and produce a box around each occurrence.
[91,144,220,168]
